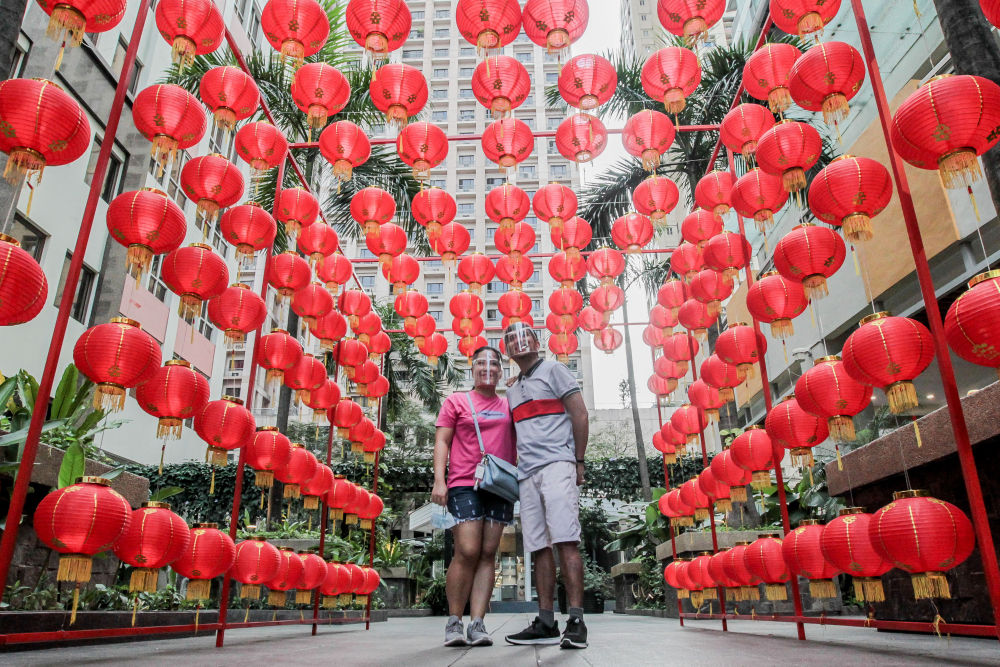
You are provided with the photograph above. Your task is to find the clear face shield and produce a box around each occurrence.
[503,322,536,358]
[472,349,501,389]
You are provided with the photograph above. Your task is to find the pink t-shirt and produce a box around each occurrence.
[435,391,517,488]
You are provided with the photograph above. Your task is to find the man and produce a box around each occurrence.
[501,322,590,650]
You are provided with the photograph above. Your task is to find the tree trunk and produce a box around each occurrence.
[270,310,298,529]
[932,0,1000,215]
[620,291,652,502]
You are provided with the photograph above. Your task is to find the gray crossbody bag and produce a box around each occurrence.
[465,392,520,504]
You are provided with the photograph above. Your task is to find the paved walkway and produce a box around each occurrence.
[5,613,999,666]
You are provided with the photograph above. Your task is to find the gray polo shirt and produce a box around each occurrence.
[506,358,581,477]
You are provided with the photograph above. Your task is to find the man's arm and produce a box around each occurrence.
[563,391,589,486]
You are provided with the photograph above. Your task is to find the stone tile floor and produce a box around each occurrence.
[4,612,999,666]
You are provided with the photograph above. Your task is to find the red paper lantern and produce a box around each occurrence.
[352,311,383,346]
[247,426,292,489]
[161,243,230,318]
[0,235,47,326]
[291,63,350,132]
[295,551,328,604]
[450,291,484,330]
[325,475,355,521]
[687,553,718,603]
[654,356,686,382]
[482,118,534,168]
[844,312,934,413]
[330,399,364,438]
[746,272,808,339]
[319,121,370,184]
[700,354,741,403]
[497,288,532,324]
[132,84,205,176]
[266,547,305,606]
[36,0,126,54]
[411,188,456,243]
[698,468,732,512]
[671,404,704,446]
[106,188,186,279]
[171,522,236,600]
[731,167,788,232]
[650,304,677,337]
[648,375,678,406]
[405,313,437,348]
[199,66,260,132]
[276,186,319,239]
[485,183,530,232]
[365,221,407,268]
[268,251,311,300]
[765,396,829,468]
[348,417,376,454]
[394,290,429,327]
[579,306,605,333]
[155,0,225,69]
[695,171,736,216]
[870,491,976,599]
[559,54,617,110]
[256,329,303,387]
[455,254,494,295]
[820,508,891,602]
[114,502,190,592]
[688,379,725,422]
[220,202,277,263]
[548,334,578,363]
[670,242,704,281]
[356,566,381,605]
[231,538,281,599]
[338,289,373,329]
[358,493,385,528]
[549,287,583,322]
[420,332,449,367]
[642,325,665,351]
[723,542,762,600]
[533,183,578,234]
[367,331,391,360]
[708,551,739,598]
[497,254,535,287]
[742,43,802,113]
[235,121,288,172]
[381,253,420,295]
[304,379,341,424]
[297,223,339,265]
[370,63,428,129]
[587,247,626,286]
[709,449,752,503]
[679,477,710,521]
[300,464,334,510]
[350,186,395,237]
[677,298,717,338]
[640,46,701,115]
[720,103,776,161]
[809,155,892,243]
[788,41,865,126]
[948,271,1000,375]
[656,0,726,45]
[194,396,256,465]
[397,121,448,181]
[345,0,411,61]
[314,253,352,296]
[622,110,676,172]
[284,353,327,404]
[136,360,210,440]
[611,213,654,254]
[593,327,623,353]
[591,285,625,316]
[730,426,774,488]
[756,120,822,193]
[773,223,846,300]
[74,318,161,412]
[275,443,319,499]
[548,216,590,262]
[555,113,607,164]
[744,535,790,600]
[680,210,723,248]
[260,0,330,67]
[455,0,522,53]
[795,355,873,442]
[665,488,694,525]
[34,477,131,583]
[662,332,699,375]
[985,0,1000,28]
[770,0,842,38]
[494,222,536,264]
[208,283,267,345]
[472,55,531,118]
[522,0,588,54]
[633,175,680,225]
[657,279,686,314]
[180,154,244,222]
[432,223,472,267]
[703,231,752,280]
[782,520,839,598]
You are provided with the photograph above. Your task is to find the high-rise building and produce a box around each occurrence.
[620,0,733,59]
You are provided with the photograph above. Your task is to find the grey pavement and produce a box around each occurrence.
[4,612,1000,666]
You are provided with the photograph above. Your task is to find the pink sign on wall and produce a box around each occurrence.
[174,319,216,377]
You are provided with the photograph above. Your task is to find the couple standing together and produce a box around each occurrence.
[431,322,591,650]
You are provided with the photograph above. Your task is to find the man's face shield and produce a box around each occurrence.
[504,323,537,358]
[472,349,502,388]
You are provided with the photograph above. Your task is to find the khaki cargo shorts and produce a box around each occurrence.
[518,460,581,553]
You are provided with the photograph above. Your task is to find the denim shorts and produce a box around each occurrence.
[447,486,515,525]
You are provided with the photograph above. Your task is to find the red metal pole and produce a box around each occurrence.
[312,360,340,635]
[365,357,386,631]
[288,125,720,149]
[850,0,1000,636]
[0,0,152,595]
[215,157,286,648]
[347,247,677,263]
[651,347,683,626]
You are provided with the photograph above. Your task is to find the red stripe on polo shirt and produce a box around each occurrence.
[512,398,565,422]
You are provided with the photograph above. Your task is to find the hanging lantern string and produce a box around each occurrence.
[812,294,831,358]
[975,221,993,271]
[855,242,880,316]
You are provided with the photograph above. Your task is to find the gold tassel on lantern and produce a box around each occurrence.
[296,590,313,605]
[241,584,262,600]
[676,588,690,600]
[912,572,952,599]
[284,483,301,499]
[714,499,732,512]
[303,495,320,510]
[767,87,793,114]
[322,595,338,608]
[781,167,807,193]
[765,583,788,601]
[129,568,159,593]
[186,579,212,601]
[256,470,275,488]
[827,416,857,442]
[809,579,838,599]
[742,585,760,601]
[206,446,229,467]
[752,471,772,489]
[694,508,709,521]
[770,318,795,339]
[886,380,919,414]
[730,486,748,503]
[58,554,93,583]
[689,590,704,608]
[938,149,981,189]
[853,577,886,602]
[843,213,874,243]
[269,590,287,607]
[338,593,353,606]
[344,513,358,526]
[93,383,127,412]
[790,448,815,468]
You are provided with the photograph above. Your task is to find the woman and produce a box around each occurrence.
[431,345,516,648]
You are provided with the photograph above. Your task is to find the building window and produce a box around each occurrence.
[360,275,375,289]
[547,139,559,154]
[521,117,536,130]
[485,176,505,188]
[193,300,214,341]
[432,88,448,99]
[531,299,542,316]
[459,67,475,77]
[432,110,447,122]
[11,34,30,79]
[111,37,143,94]
[54,253,96,323]
[403,49,424,59]
[550,164,568,178]
[429,310,442,322]
[360,248,375,259]
[246,7,261,42]
[460,46,475,56]
[430,178,447,188]
[434,48,449,57]
[488,337,501,349]
[458,203,474,216]
[486,308,499,322]
[434,28,449,38]
[459,87,475,99]
[427,282,443,294]
[435,9,449,18]
[458,154,475,167]
[515,51,532,64]
[524,94,534,106]
[546,116,561,131]
[84,137,126,203]
[545,72,558,84]
[411,28,424,38]
[459,109,475,121]
[146,255,169,302]
[8,214,46,261]
[458,178,474,191]
[433,67,449,78]
[412,10,424,19]
[518,164,536,179]
[486,280,505,293]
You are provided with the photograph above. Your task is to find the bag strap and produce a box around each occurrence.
[465,392,487,457]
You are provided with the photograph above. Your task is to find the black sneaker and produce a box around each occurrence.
[504,616,560,645]
[560,616,588,649]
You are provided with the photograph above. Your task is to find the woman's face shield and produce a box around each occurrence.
[472,349,502,388]
[503,323,538,358]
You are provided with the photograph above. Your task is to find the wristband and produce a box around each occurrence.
[576,459,585,464]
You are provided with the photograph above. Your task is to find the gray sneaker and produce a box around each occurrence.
[445,615,467,647]
[467,617,493,646]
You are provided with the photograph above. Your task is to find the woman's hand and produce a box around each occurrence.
[431,479,448,506]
